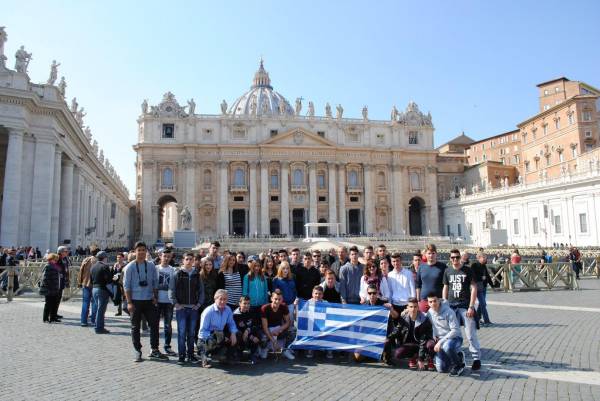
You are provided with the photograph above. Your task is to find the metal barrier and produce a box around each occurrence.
[0,264,82,301]
[582,258,600,278]
[487,262,578,291]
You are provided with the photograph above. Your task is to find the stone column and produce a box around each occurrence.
[58,159,74,244]
[391,163,404,235]
[97,193,105,245]
[184,160,196,231]
[141,161,155,243]
[260,160,269,235]
[249,161,258,236]
[363,163,374,234]
[280,161,289,235]
[337,163,346,234]
[50,149,63,248]
[308,161,317,235]
[30,139,56,250]
[70,168,80,248]
[327,162,337,234]
[427,166,439,235]
[151,205,160,241]
[218,161,229,235]
[0,129,24,246]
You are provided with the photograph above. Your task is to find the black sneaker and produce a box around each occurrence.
[164,347,177,356]
[134,350,143,362]
[148,350,169,360]
[95,329,111,334]
[177,356,186,365]
[449,364,465,377]
[188,355,200,364]
[472,359,481,371]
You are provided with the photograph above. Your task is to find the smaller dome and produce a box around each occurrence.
[228,59,294,117]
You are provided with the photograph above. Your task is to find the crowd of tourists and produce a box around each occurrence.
[33,240,503,377]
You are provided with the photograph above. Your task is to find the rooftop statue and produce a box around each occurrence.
[14,45,32,73]
[71,97,78,113]
[362,105,368,121]
[295,97,302,116]
[325,103,332,118]
[141,99,148,114]
[391,105,398,121]
[336,104,344,120]
[187,98,196,115]
[0,27,7,68]
[57,77,66,97]
[221,99,228,114]
[47,60,60,85]
[307,101,314,117]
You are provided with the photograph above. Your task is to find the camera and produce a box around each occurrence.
[139,280,148,287]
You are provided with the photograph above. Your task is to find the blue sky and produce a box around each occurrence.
[5,0,600,194]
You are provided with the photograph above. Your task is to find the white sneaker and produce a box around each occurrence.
[282,349,295,360]
[259,347,268,359]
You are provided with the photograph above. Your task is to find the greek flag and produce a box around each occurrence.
[291,300,389,360]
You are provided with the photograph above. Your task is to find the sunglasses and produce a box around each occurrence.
[368,292,377,295]
[450,256,461,260]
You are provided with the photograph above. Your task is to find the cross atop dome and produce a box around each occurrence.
[252,57,272,89]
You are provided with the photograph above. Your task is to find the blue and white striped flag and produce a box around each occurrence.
[290,300,389,360]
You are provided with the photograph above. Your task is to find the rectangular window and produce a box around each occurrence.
[585,131,592,138]
[447,225,451,236]
[559,153,564,162]
[350,196,359,202]
[318,196,327,202]
[543,125,548,135]
[317,174,326,189]
[586,144,593,152]
[457,224,462,237]
[525,162,530,172]
[513,219,519,235]
[514,155,520,164]
[270,129,278,137]
[568,113,574,125]
[376,133,385,144]
[408,131,418,144]
[579,213,588,233]
[233,196,244,202]
[500,157,505,165]
[270,195,279,202]
[270,173,279,189]
[583,111,592,121]
[554,215,562,233]
[317,131,325,138]
[162,124,174,139]
[572,146,578,158]
[482,143,485,150]
[555,119,560,130]
[532,217,539,234]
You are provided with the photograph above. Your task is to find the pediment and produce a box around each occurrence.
[260,128,337,147]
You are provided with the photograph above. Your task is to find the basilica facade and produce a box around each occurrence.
[135,61,441,242]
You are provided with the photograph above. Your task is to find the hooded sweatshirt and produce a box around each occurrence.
[427,300,460,346]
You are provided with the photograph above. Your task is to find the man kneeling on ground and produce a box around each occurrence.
[388,297,435,370]
[426,293,465,377]
[259,289,295,360]
[198,289,238,368]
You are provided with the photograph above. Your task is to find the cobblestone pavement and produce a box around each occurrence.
[1,279,600,401]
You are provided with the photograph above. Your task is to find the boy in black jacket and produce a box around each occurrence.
[169,252,205,364]
[233,296,262,364]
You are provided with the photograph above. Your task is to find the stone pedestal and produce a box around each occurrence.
[173,230,197,248]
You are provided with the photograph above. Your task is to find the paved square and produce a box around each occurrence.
[2,279,600,401]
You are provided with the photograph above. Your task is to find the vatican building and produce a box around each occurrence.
[134,61,442,243]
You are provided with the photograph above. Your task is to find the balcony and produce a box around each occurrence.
[291,185,307,193]
[159,185,176,192]
[346,185,363,194]
[229,184,248,193]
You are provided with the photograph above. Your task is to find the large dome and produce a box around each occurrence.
[228,60,295,117]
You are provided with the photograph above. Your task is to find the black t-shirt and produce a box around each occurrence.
[260,303,289,327]
[322,286,341,303]
[443,266,474,308]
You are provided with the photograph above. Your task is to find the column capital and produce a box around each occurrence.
[63,159,74,168]
[8,128,25,138]
[259,159,270,167]
[249,160,259,168]
[280,160,290,168]
[142,160,154,169]
[308,161,317,168]
[218,160,229,168]
[363,162,373,171]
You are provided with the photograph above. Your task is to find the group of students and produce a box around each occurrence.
[39,240,494,376]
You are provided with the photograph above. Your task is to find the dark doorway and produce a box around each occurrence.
[292,209,305,236]
[348,209,361,235]
[318,218,328,236]
[232,209,246,236]
[270,218,280,235]
[157,194,178,240]
[409,197,424,236]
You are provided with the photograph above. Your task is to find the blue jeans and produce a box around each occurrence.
[81,287,98,324]
[434,336,463,373]
[157,303,174,348]
[477,287,491,324]
[93,288,110,332]
[176,307,198,358]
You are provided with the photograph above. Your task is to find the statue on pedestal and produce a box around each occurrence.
[47,60,60,85]
[180,206,192,230]
[141,99,148,114]
[391,105,398,121]
[362,105,368,120]
[325,103,332,118]
[84,126,92,141]
[75,107,86,126]
[307,101,314,117]
[220,99,228,114]
[57,77,66,97]
[71,97,78,113]
[0,27,7,69]
[485,209,494,229]
[187,98,196,115]
[336,104,344,119]
[295,97,302,116]
[14,45,32,73]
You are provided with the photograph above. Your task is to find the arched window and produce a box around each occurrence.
[377,171,385,188]
[317,171,326,189]
[234,168,245,186]
[162,168,173,188]
[270,170,279,189]
[348,170,358,187]
[203,169,212,187]
[293,168,304,186]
